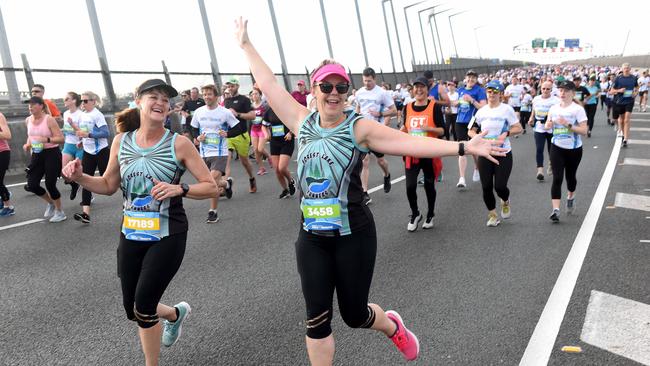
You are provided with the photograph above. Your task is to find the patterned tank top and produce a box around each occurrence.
[118,130,187,240]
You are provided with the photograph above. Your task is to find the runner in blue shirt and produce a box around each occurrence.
[610,63,639,147]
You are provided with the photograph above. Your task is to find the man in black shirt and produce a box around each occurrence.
[572,76,591,107]
[182,87,206,138]
[224,78,257,193]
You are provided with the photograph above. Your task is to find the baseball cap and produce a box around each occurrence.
[225,77,239,85]
[136,79,178,98]
[297,80,305,85]
[485,80,504,92]
[310,63,351,84]
[557,80,576,91]
[23,96,45,105]
[466,69,478,77]
[412,77,429,87]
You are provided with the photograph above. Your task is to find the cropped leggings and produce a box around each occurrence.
[81,147,109,206]
[27,147,61,200]
[0,150,9,202]
[118,232,187,328]
[477,152,513,211]
[534,131,552,168]
[550,145,582,199]
[296,222,377,339]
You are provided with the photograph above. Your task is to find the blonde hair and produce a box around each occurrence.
[81,91,103,108]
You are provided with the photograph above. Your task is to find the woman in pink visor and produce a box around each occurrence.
[235,17,504,365]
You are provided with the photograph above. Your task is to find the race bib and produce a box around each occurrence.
[301,198,342,231]
[122,210,161,242]
[623,90,633,97]
[409,128,426,137]
[204,132,220,146]
[62,123,75,135]
[553,127,570,136]
[253,116,263,125]
[271,125,285,137]
[79,123,90,133]
[31,140,43,153]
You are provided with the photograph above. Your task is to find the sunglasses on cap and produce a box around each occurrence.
[315,82,350,94]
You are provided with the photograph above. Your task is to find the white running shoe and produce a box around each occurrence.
[407,214,422,232]
[456,177,466,189]
[500,200,511,219]
[44,203,55,218]
[472,169,480,182]
[49,210,67,223]
[486,212,500,227]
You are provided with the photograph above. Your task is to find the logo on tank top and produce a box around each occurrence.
[124,172,158,212]
[302,154,335,199]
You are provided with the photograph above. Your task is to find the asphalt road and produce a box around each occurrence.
[1,106,648,365]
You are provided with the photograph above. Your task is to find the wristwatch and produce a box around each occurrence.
[458,142,465,156]
[180,183,190,197]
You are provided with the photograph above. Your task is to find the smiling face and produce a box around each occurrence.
[28,102,44,115]
[137,89,170,123]
[413,83,428,102]
[558,87,574,102]
[313,74,348,119]
[64,93,77,109]
[80,94,97,112]
[202,88,218,108]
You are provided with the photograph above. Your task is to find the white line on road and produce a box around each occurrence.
[0,218,45,232]
[368,175,406,194]
[630,127,650,132]
[6,179,42,188]
[614,193,650,212]
[627,139,650,145]
[621,158,650,167]
[640,240,650,243]
[519,136,622,365]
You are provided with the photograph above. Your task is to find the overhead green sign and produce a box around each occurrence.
[546,38,559,48]
[532,38,544,49]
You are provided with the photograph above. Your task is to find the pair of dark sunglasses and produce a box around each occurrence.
[81,99,94,103]
[316,82,350,94]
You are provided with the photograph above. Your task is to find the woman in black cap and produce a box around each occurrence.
[63,79,218,365]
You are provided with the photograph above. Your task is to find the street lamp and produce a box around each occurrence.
[384,0,406,72]
[448,10,467,58]
[380,0,396,72]
[318,0,334,59]
[430,8,451,63]
[403,0,429,67]
[416,4,444,65]
[353,0,369,67]
[473,25,486,59]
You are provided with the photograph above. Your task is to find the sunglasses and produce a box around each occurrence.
[541,88,552,90]
[486,88,501,93]
[81,99,94,103]
[31,90,43,94]
[316,82,350,94]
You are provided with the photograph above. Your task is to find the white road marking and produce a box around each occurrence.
[368,175,406,194]
[640,240,650,243]
[519,136,622,365]
[6,179,42,188]
[626,139,650,145]
[614,193,650,212]
[580,290,650,365]
[630,119,650,122]
[630,127,650,132]
[621,158,650,167]
[0,218,45,232]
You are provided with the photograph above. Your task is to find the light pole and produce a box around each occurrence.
[267,0,290,89]
[319,0,334,59]
[353,0,369,67]
[403,0,429,67]
[431,8,451,63]
[380,0,396,72]
[386,0,406,72]
[416,4,443,65]
[448,10,467,58]
[473,25,486,59]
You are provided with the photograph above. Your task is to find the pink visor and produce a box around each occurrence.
[310,64,351,85]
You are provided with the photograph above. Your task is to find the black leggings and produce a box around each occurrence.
[118,232,187,328]
[534,131,552,168]
[405,158,436,217]
[584,104,597,132]
[81,147,109,206]
[550,145,582,199]
[477,152,513,211]
[445,113,457,140]
[0,150,9,202]
[296,222,377,339]
[27,147,61,200]
[520,111,531,131]
[600,95,607,109]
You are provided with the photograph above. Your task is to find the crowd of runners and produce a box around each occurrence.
[0,17,648,365]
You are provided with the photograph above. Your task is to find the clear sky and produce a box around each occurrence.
[1,0,648,98]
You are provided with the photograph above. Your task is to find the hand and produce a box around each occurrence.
[544,121,553,130]
[528,119,534,127]
[76,130,89,138]
[229,108,238,117]
[497,132,508,146]
[181,111,189,118]
[556,117,569,126]
[369,110,381,118]
[31,136,46,143]
[197,133,206,142]
[62,158,83,181]
[235,16,250,49]
[67,117,73,123]
[218,130,228,137]
[462,94,474,103]
[151,179,182,201]
[23,143,31,152]
[284,132,292,141]
[466,130,507,164]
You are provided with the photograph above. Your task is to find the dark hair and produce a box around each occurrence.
[362,67,376,78]
[250,87,262,96]
[115,108,140,133]
[67,91,81,107]
[423,70,434,79]
[33,83,45,90]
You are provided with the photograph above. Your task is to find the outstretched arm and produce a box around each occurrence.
[235,17,309,134]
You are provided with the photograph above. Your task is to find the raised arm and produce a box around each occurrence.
[235,17,309,134]
[63,134,122,195]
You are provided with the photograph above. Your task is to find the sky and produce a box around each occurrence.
[1,0,649,98]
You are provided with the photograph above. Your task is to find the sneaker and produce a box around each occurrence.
[362,191,372,206]
[422,215,434,229]
[249,177,257,193]
[162,302,192,347]
[383,174,392,193]
[278,189,290,199]
[536,172,544,181]
[49,210,67,223]
[407,213,422,232]
[566,197,575,215]
[73,212,91,224]
[622,140,628,148]
[472,169,480,182]
[385,310,419,361]
[500,200,511,219]
[456,177,466,189]
[549,208,560,223]
[225,178,233,199]
[486,212,500,227]
[0,206,15,217]
[288,179,296,196]
[547,165,553,176]
[44,203,55,218]
[587,130,591,138]
[206,210,219,224]
[417,175,424,185]
[257,167,267,176]
[70,182,80,200]
[437,171,443,183]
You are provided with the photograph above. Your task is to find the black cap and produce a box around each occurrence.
[466,69,478,76]
[23,96,45,105]
[413,76,429,87]
[136,79,178,98]
[557,80,576,91]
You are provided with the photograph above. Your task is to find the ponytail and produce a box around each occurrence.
[115,107,140,133]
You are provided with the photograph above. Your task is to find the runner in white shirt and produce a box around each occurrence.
[61,92,84,200]
[637,70,649,112]
[445,81,459,141]
[544,81,588,222]
[355,67,396,205]
[191,84,239,224]
[504,76,525,122]
[528,81,560,181]
[470,80,522,227]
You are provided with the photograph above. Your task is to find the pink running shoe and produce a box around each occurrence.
[257,167,267,176]
[386,310,419,361]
